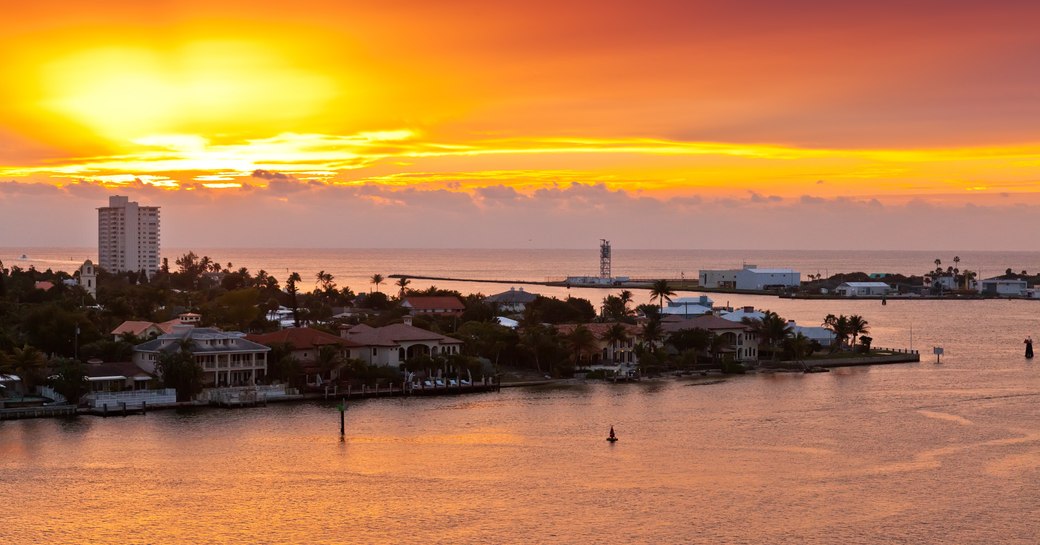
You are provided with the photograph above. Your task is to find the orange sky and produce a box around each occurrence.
[2,0,1040,248]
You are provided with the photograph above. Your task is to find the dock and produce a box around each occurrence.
[0,405,77,421]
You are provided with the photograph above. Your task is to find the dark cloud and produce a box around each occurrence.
[251,169,295,181]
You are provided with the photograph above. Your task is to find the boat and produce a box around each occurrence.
[1025,337,1034,359]
[606,426,618,443]
[803,366,830,374]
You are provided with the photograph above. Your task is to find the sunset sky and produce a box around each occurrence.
[2,0,1040,249]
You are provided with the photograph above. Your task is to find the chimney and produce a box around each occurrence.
[403,315,413,326]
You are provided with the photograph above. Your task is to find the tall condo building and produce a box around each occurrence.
[97,195,161,277]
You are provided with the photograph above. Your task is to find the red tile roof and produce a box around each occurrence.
[341,323,462,347]
[34,281,55,291]
[246,327,363,350]
[553,323,642,338]
[111,321,164,337]
[661,315,751,333]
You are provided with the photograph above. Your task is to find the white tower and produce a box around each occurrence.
[78,259,97,299]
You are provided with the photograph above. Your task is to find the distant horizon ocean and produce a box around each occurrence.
[5,247,1040,290]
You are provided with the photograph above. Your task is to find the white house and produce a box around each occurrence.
[660,295,714,318]
[979,277,1027,297]
[735,268,801,291]
[787,320,836,347]
[133,325,270,387]
[835,282,893,297]
[720,306,765,322]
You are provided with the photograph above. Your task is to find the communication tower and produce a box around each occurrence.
[600,239,611,280]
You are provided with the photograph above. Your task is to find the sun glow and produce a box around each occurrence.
[35,41,337,142]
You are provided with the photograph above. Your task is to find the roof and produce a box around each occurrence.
[839,282,891,288]
[486,288,539,304]
[246,327,362,350]
[553,323,642,338]
[720,309,765,322]
[341,323,463,347]
[34,281,55,291]
[742,268,798,274]
[660,304,712,316]
[982,277,1027,283]
[134,327,271,354]
[660,315,751,333]
[84,361,153,380]
[111,321,164,337]
[402,296,466,311]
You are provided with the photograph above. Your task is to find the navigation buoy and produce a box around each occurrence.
[1026,337,1034,359]
[607,425,618,443]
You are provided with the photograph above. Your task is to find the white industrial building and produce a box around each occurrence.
[835,282,893,297]
[734,268,800,291]
[979,277,1028,297]
[700,265,800,291]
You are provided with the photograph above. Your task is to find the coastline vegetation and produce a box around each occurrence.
[0,253,893,406]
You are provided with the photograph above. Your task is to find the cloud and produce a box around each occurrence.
[749,191,782,203]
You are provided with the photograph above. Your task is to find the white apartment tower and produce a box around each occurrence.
[98,195,160,277]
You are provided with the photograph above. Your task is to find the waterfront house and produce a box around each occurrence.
[133,325,271,387]
[84,361,155,392]
[246,327,362,384]
[402,296,466,316]
[787,321,836,348]
[339,317,463,367]
[720,306,765,322]
[553,322,643,365]
[111,312,203,342]
[835,282,893,297]
[979,277,1028,297]
[485,287,539,313]
[660,315,760,363]
[660,295,714,318]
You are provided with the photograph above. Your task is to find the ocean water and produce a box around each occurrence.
[2,248,1040,542]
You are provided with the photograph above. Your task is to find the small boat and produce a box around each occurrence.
[18,254,27,260]
[1025,337,1034,359]
[606,426,618,443]
[803,366,830,374]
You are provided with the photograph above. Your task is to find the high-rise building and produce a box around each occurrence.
[97,195,160,277]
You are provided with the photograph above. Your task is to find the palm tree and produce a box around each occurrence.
[316,345,343,381]
[370,274,384,293]
[708,333,730,366]
[618,290,634,315]
[847,315,869,348]
[602,323,631,363]
[286,272,302,327]
[7,345,46,391]
[784,332,814,363]
[641,319,664,349]
[564,325,598,367]
[315,270,335,292]
[396,277,411,299]
[649,279,675,311]
[823,314,852,352]
[756,311,793,361]
[934,258,942,274]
